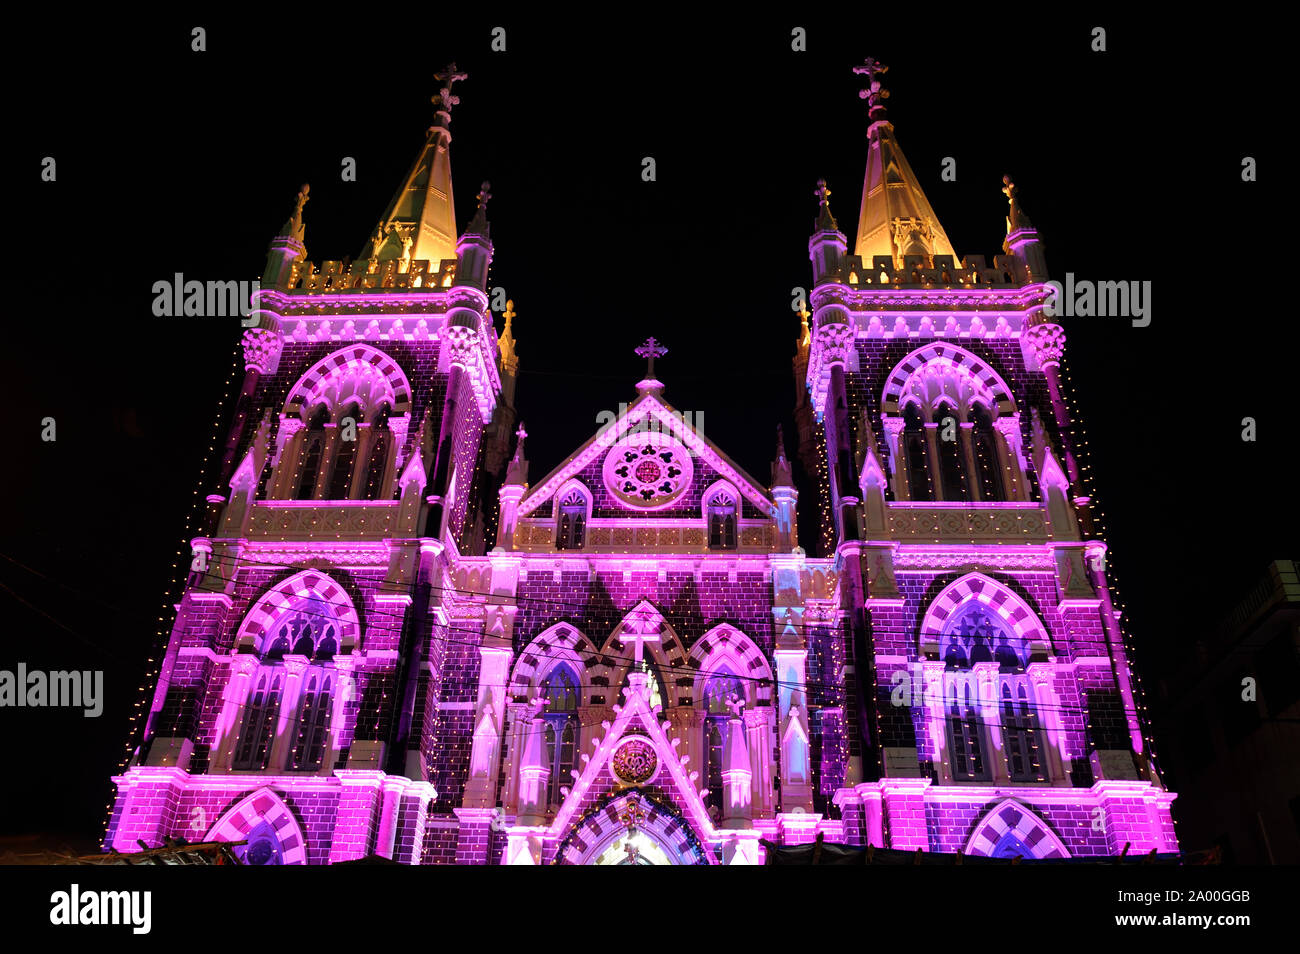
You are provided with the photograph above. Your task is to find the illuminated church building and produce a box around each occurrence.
[105,61,1178,864]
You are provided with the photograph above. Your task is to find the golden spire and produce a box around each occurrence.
[498,299,519,374]
[851,59,957,266]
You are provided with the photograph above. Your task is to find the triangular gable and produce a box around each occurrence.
[548,670,718,845]
[519,392,775,517]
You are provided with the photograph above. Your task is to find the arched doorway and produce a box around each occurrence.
[553,791,711,866]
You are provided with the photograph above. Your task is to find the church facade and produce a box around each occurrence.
[104,60,1177,865]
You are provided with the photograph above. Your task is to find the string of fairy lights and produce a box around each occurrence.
[109,538,1190,805]
[1053,349,1171,796]
[92,302,1173,852]
[102,339,245,842]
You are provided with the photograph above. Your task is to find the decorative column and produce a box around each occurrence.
[922,661,947,782]
[515,698,550,827]
[993,415,1028,501]
[973,663,1007,784]
[958,422,980,500]
[462,637,512,808]
[496,424,528,549]
[210,654,260,771]
[746,705,777,818]
[721,698,753,829]
[268,655,310,771]
[1026,664,1069,784]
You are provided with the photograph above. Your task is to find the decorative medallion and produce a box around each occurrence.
[602,436,693,509]
[610,736,659,785]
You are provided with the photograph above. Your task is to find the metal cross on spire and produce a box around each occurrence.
[814,178,837,231]
[635,337,667,380]
[853,57,890,124]
[432,63,468,126]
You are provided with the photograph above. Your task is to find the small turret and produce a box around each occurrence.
[263,184,309,289]
[1001,175,1048,283]
[771,426,799,551]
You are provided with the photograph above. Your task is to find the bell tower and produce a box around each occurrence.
[795,60,1176,858]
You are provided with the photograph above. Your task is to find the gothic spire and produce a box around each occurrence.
[1002,174,1035,233]
[851,59,957,266]
[505,421,529,486]
[814,179,838,232]
[278,183,310,242]
[498,297,518,373]
[772,424,793,487]
[466,180,491,237]
[365,64,467,265]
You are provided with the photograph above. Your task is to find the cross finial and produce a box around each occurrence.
[725,693,746,719]
[512,421,527,462]
[853,57,890,124]
[503,299,516,323]
[618,615,661,664]
[476,181,492,211]
[814,178,837,231]
[635,337,667,380]
[1001,175,1033,232]
[284,183,310,240]
[432,63,468,126]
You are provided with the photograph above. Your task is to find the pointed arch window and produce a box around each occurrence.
[327,402,361,500]
[231,588,349,773]
[934,404,969,501]
[234,819,285,866]
[701,671,743,814]
[971,404,1005,501]
[707,491,738,550]
[363,406,391,499]
[289,670,333,771]
[233,671,282,770]
[903,403,931,501]
[556,490,588,550]
[542,665,580,809]
[296,407,329,499]
[1002,682,1043,781]
[947,679,988,781]
[939,602,1046,783]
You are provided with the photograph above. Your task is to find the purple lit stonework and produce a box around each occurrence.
[105,61,1176,865]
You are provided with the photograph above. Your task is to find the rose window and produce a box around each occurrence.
[603,438,693,508]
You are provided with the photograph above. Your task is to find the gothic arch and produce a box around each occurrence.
[509,623,600,705]
[204,788,309,865]
[552,479,593,522]
[283,344,413,420]
[963,798,1070,859]
[685,624,774,709]
[699,479,740,521]
[919,572,1050,658]
[233,569,362,655]
[881,343,1016,420]
[553,790,711,865]
[601,601,689,692]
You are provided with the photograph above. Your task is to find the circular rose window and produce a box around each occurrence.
[602,437,693,509]
[611,736,659,785]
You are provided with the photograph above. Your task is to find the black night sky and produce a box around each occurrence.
[5,12,1288,850]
